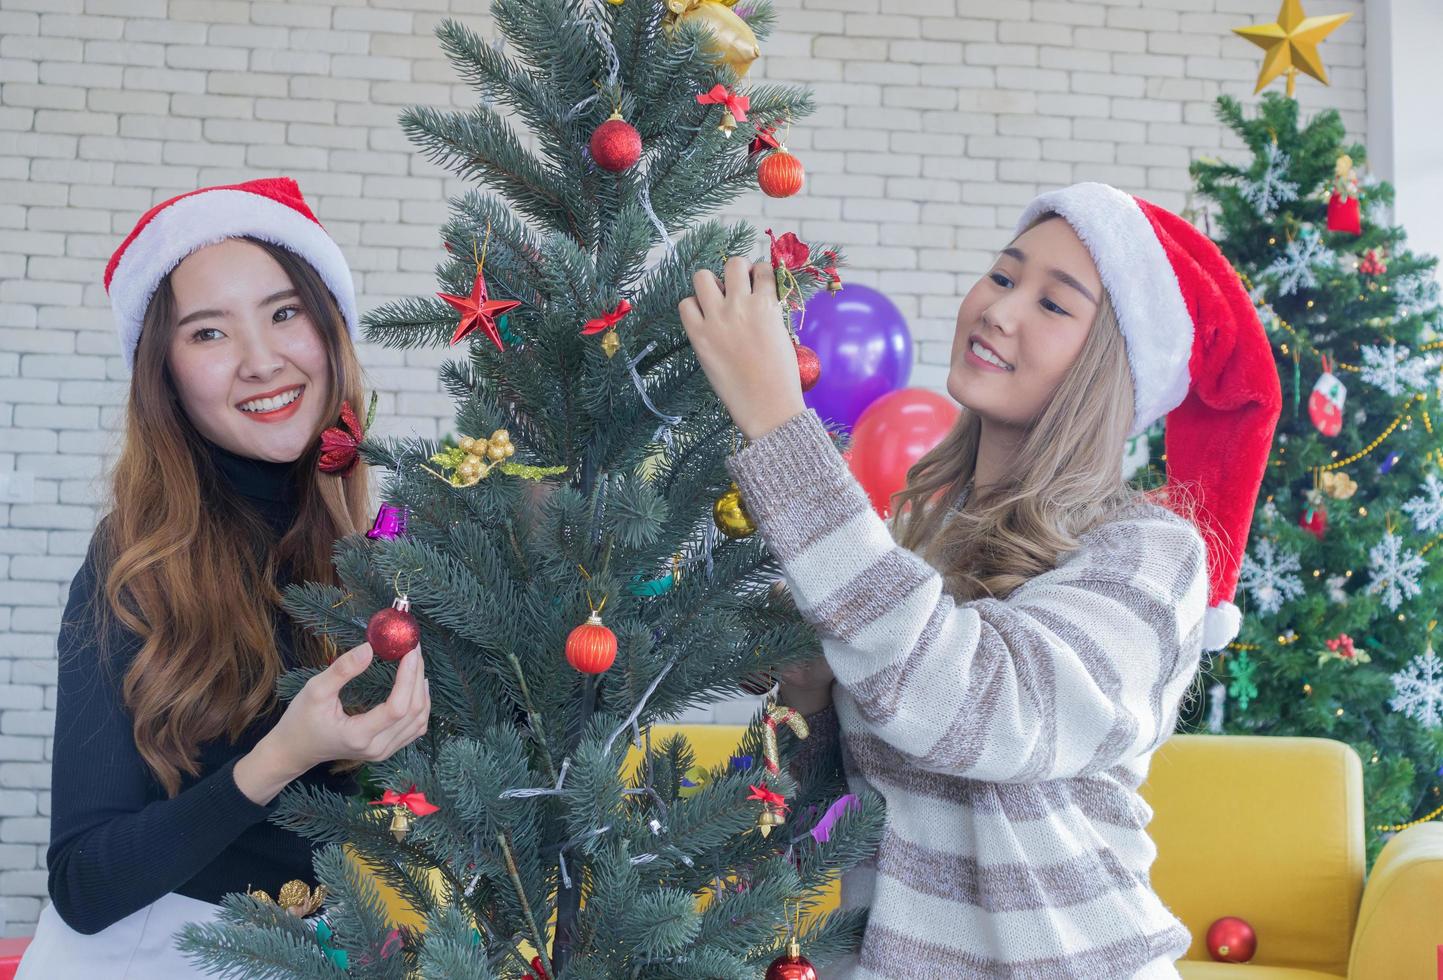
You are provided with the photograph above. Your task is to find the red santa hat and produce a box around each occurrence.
[104,176,358,371]
[1016,182,1282,651]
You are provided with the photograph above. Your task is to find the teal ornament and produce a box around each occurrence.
[498,314,518,346]
[627,571,676,597]
[316,919,349,969]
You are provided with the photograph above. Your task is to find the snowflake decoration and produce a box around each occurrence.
[1390,646,1443,729]
[1237,538,1306,615]
[1227,649,1260,711]
[1365,531,1427,611]
[1238,142,1300,216]
[1325,573,1350,604]
[1359,342,1436,396]
[1403,473,1443,534]
[1264,226,1336,295]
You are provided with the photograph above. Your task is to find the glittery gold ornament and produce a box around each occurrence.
[1232,0,1351,97]
[666,0,760,78]
[713,483,756,538]
[247,880,327,917]
[757,804,786,837]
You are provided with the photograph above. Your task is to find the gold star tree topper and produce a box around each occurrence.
[1233,0,1351,97]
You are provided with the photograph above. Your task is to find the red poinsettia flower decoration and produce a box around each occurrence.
[318,401,364,477]
[749,125,781,156]
[765,228,810,271]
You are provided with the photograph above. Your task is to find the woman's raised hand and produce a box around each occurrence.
[269,642,431,774]
[679,256,807,441]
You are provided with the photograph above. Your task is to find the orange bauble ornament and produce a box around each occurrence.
[565,610,617,674]
[758,149,805,198]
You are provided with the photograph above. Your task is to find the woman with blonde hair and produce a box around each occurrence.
[20,178,431,977]
[681,182,1281,978]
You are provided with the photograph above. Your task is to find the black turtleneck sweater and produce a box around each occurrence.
[46,442,360,935]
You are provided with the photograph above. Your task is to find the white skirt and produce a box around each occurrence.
[16,892,224,979]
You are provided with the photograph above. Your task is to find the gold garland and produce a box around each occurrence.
[1375,801,1443,833]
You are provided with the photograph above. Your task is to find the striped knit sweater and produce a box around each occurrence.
[727,410,1208,980]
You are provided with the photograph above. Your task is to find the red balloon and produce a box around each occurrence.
[848,388,959,517]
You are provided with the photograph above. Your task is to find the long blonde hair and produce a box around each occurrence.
[96,236,372,797]
[893,214,1193,601]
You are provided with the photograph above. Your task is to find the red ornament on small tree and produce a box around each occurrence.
[566,607,617,674]
[1206,915,1257,963]
[794,342,821,392]
[590,111,642,172]
[758,148,805,198]
[764,938,817,980]
[367,595,420,662]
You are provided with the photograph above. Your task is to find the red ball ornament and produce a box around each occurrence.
[565,610,617,674]
[758,149,805,198]
[764,939,817,980]
[1206,916,1257,963]
[367,596,420,662]
[794,342,821,392]
[590,112,642,172]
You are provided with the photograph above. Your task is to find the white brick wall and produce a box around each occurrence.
[0,0,1367,935]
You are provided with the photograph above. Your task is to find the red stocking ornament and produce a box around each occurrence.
[1308,357,1346,437]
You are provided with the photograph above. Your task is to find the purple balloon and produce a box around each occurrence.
[797,283,913,430]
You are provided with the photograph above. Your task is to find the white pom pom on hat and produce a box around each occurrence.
[103,176,359,371]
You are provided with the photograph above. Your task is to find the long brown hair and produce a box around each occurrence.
[893,214,1203,602]
[97,237,372,797]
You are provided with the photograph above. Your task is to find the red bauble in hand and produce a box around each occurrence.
[590,112,642,172]
[764,940,817,980]
[566,610,617,674]
[367,596,420,661]
[758,149,805,198]
[1206,915,1257,963]
[794,342,821,392]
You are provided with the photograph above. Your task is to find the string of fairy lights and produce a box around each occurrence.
[1220,272,1443,831]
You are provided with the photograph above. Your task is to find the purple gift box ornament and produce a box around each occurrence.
[366,504,408,540]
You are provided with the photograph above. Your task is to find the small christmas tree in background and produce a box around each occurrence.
[1177,92,1443,865]
[177,1,882,976]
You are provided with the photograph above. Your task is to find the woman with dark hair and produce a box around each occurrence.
[18,178,432,977]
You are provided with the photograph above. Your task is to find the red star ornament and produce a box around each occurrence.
[439,270,522,349]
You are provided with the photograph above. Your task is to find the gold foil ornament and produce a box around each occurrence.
[713,482,756,538]
[666,0,760,78]
[1320,470,1357,500]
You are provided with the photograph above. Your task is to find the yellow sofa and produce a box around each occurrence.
[1140,733,1443,980]
[364,727,1443,979]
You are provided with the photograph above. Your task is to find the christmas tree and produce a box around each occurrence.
[176,1,882,976]
[1178,93,1443,864]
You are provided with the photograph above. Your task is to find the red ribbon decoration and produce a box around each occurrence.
[766,229,810,271]
[581,298,632,336]
[368,784,441,816]
[747,784,790,813]
[696,84,749,123]
[318,401,364,477]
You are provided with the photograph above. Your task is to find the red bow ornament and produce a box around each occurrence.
[696,83,749,136]
[581,298,632,336]
[369,784,441,815]
[746,784,790,813]
[319,401,365,477]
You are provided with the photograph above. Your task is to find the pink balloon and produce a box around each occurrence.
[847,388,960,517]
